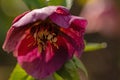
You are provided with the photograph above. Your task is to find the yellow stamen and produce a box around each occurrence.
[38,44,42,53]
[53,43,59,49]
[47,34,53,40]
[52,37,57,43]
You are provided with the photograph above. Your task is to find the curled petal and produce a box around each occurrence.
[70,16,87,29]
[2,27,28,53]
[60,17,87,56]
[49,13,71,28]
[2,12,30,53]
[49,6,71,28]
[13,6,58,27]
[12,11,30,24]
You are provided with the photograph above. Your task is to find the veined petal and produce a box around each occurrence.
[60,16,87,56]
[14,33,37,57]
[13,6,58,27]
[17,35,74,79]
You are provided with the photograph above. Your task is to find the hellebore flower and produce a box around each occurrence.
[3,6,87,79]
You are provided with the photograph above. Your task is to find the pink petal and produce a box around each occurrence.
[2,27,29,53]
[70,16,87,29]
[13,6,58,27]
[60,17,87,56]
[12,11,30,24]
[17,36,74,79]
[2,11,30,53]
[49,6,71,28]
[14,33,37,56]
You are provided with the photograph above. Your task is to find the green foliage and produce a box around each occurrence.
[23,0,47,10]
[22,0,73,10]
[47,0,73,9]
[84,42,107,52]
[76,0,87,6]
[54,56,88,80]
[9,64,35,80]
[72,56,88,77]
[55,60,80,80]
[53,72,64,80]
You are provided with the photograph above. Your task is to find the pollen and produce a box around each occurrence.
[31,20,60,52]
[47,34,53,40]
[52,37,57,43]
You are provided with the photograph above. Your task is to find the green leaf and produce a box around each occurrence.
[84,42,107,52]
[22,0,73,10]
[53,72,64,80]
[47,0,73,9]
[9,64,35,80]
[47,0,66,6]
[72,56,88,77]
[23,0,47,10]
[55,59,80,80]
[54,56,88,80]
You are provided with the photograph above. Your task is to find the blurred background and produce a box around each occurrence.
[0,0,120,80]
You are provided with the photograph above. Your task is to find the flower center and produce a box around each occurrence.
[30,20,59,53]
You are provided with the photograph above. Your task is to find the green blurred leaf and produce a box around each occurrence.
[53,72,64,80]
[84,42,107,52]
[76,0,87,6]
[72,56,88,77]
[47,0,66,6]
[23,0,47,10]
[56,59,80,80]
[22,0,73,10]
[48,0,73,9]
[9,64,35,80]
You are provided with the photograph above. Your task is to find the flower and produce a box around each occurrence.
[3,6,87,79]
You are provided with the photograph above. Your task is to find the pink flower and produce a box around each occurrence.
[3,6,87,79]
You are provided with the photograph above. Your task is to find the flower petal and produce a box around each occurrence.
[70,16,87,29]
[12,11,30,24]
[13,6,58,27]
[2,11,30,53]
[2,27,29,53]
[17,35,74,79]
[49,7,71,28]
[60,17,87,56]
[14,33,37,56]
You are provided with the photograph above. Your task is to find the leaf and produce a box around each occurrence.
[76,0,87,6]
[9,64,35,80]
[22,0,73,10]
[23,0,47,10]
[53,72,64,80]
[55,59,80,80]
[84,42,107,52]
[47,0,73,9]
[72,56,88,77]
